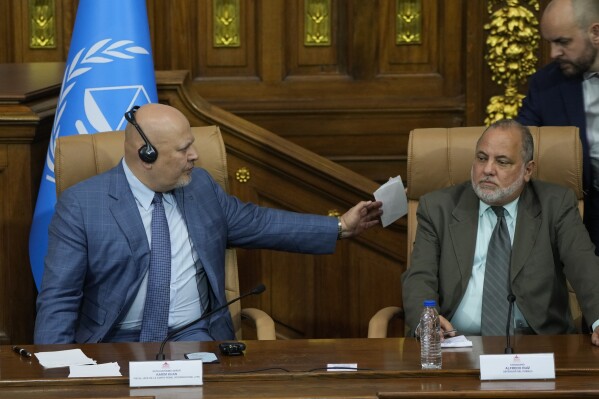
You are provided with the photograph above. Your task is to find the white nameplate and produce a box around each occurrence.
[129,360,203,387]
[480,353,555,380]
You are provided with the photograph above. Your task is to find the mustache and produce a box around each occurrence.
[478,177,496,184]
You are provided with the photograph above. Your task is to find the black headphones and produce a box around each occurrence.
[124,105,158,163]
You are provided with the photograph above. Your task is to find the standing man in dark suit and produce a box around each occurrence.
[402,120,599,345]
[517,0,599,250]
[34,103,383,344]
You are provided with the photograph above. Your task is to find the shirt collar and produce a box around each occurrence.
[583,71,599,80]
[478,196,519,220]
[122,158,174,210]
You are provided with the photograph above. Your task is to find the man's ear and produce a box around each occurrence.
[590,23,599,45]
[523,160,535,182]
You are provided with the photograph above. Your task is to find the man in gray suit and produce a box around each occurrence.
[34,103,382,344]
[402,119,599,346]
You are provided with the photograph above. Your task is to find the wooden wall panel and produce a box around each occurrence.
[0,62,62,344]
[288,0,344,76]
[172,0,467,184]
[0,0,547,183]
[2,0,76,63]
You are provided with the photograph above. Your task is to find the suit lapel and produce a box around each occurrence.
[561,77,592,190]
[561,76,585,131]
[511,184,541,281]
[108,164,150,280]
[449,185,480,292]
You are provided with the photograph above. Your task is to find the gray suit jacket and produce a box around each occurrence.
[402,180,599,335]
[34,163,337,344]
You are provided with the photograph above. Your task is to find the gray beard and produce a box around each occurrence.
[471,168,525,205]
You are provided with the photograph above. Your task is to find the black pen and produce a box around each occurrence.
[12,345,32,358]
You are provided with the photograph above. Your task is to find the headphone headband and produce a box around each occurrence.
[125,105,158,163]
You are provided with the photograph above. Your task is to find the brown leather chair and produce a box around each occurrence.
[54,126,276,340]
[368,126,584,338]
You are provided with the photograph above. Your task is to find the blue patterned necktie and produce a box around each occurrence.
[481,206,512,336]
[140,193,171,342]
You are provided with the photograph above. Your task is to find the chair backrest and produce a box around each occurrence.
[406,126,584,329]
[54,126,244,339]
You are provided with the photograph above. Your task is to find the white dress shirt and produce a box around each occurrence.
[450,197,529,334]
[583,71,599,191]
[116,159,208,330]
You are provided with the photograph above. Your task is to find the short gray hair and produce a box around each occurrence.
[479,119,534,163]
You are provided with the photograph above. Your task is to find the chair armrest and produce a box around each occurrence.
[368,306,404,338]
[241,308,276,340]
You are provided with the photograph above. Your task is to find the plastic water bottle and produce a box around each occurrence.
[419,299,442,369]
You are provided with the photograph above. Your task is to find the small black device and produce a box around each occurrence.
[124,105,158,163]
[218,342,246,356]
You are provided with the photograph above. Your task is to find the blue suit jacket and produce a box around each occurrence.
[34,163,337,344]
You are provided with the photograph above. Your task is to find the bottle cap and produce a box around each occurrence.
[423,300,436,307]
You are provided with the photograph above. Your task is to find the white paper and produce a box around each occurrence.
[441,335,473,348]
[480,353,555,380]
[373,176,408,227]
[69,362,121,377]
[35,349,97,369]
[184,352,218,363]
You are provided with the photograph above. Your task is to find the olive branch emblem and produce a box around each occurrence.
[46,39,150,182]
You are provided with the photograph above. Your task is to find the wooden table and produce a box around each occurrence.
[1,335,599,398]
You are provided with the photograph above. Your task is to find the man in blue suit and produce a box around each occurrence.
[34,103,383,344]
[517,0,599,250]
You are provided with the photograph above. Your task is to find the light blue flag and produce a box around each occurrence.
[29,0,158,289]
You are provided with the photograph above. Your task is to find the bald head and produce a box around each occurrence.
[124,103,197,192]
[544,0,599,28]
[125,103,189,148]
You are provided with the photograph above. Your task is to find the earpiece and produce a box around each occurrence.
[124,105,158,163]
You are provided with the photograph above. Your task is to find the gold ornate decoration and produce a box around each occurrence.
[235,167,250,183]
[484,0,539,124]
[213,0,240,47]
[396,0,422,44]
[327,209,341,217]
[29,0,56,48]
[304,0,331,46]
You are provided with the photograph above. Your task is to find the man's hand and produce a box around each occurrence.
[339,200,383,238]
[439,315,455,341]
[592,326,599,346]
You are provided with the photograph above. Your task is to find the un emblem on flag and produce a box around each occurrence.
[81,85,153,134]
[54,38,155,139]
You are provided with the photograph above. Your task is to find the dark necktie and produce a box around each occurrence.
[481,206,512,336]
[140,192,171,342]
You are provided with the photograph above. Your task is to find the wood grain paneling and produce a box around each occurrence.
[0,1,552,182]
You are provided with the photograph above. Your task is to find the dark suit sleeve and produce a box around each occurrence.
[517,74,543,126]
[556,189,599,327]
[34,191,87,344]
[401,196,441,333]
